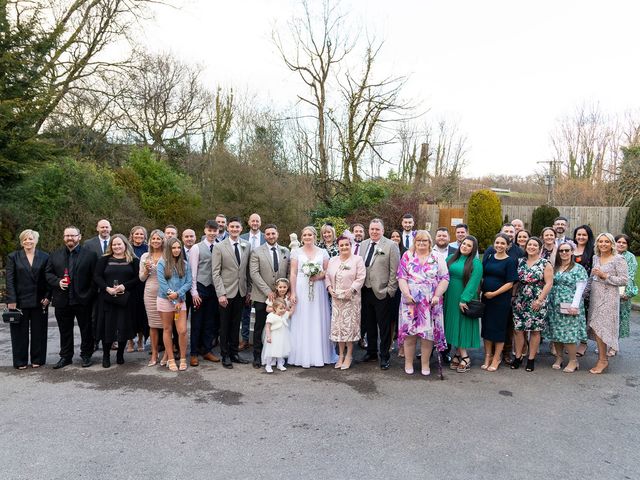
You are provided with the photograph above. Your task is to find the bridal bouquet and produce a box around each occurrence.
[301,260,321,301]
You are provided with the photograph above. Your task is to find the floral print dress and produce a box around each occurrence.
[396,251,449,351]
[513,257,550,332]
[619,250,638,338]
[546,264,588,343]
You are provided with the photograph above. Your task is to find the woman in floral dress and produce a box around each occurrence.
[512,236,554,372]
[587,233,628,373]
[615,234,638,344]
[546,240,588,373]
[397,230,449,376]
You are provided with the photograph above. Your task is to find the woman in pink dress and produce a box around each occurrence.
[325,233,366,370]
[139,229,165,366]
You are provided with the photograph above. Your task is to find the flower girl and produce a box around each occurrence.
[263,298,291,373]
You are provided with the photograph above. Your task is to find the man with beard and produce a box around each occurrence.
[45,226,98,368]
[249,224,290,368]
[553,216,569,245]
[432,227,450,261]
[401,213,416,251]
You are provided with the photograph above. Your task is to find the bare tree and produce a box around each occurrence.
[329,41,411,185]
[273,0,352,199]
[112,51,210,154]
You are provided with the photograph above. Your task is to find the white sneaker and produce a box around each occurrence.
[265,365,273,373]
[277,365,287,371]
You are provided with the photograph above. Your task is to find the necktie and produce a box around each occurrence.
[404,235,410,249]
[365,242,376,267]
[354,243,360,255]
[234,242,241,264]
[252,236,258,249]
[209,244,213,253]
[271,246,279,272]
[102,239,108,253]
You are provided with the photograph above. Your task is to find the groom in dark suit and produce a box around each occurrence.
[45,226,98,368]
[211,216,252,368]
[249,224,290,368]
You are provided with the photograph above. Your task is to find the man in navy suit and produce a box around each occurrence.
[238,213,265,350]
[83,219,111,257]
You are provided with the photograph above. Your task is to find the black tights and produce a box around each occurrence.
[103,342,125,362]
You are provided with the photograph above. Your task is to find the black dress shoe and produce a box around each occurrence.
[361,353,378,362]
[102,356,111,368]
[116,354,124,365]
[81,356,93,368]
[230,355,248,364]
[380,358,391,370]
[53,358,72,369]
[222,356,233,369]
[253,360,261,369]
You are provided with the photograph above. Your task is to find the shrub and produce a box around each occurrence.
[531,204,560,237]
[623,199,640,255]
[314,217,349,238]
[467,189,502,251]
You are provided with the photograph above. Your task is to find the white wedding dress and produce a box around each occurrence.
[288,248,338,367]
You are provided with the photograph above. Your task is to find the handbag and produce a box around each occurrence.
[559,303,575,314]
[2,308,23,324]
[464,299,485,319]
[104,291,131,307]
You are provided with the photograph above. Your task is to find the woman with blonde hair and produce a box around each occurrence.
[587,232,628,373]
[5,229,50,369]
[317,223,339,258]
[139,229,165,366]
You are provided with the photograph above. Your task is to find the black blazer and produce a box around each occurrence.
[5,249,51,308]
[45,245,99,307]
[84,236,106,258]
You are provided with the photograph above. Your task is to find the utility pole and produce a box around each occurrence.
[537,160,562,205]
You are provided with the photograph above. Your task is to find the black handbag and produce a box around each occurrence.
[104,291,131,307]
[464,299,485,319]
[2,308,23,324]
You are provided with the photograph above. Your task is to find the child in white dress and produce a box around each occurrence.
[263,298,291,373]
[266,278,293,313]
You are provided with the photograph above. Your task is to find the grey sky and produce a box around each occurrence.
[140,0,640,177]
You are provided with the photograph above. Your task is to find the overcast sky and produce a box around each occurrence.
[139,0,640,177]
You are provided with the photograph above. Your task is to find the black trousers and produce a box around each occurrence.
[362,287,391,361]
[10,307,48,367]
[55,303,94,360]
[218,293,243,358]
[252,301,268,361]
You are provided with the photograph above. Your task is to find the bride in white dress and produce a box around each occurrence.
[288,226,338,367]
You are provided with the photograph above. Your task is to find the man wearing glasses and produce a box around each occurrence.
[45,226,99,369]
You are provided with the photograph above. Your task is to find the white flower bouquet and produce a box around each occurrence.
[301,260,321,301]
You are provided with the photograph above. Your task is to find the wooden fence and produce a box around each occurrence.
[418,204,629,238]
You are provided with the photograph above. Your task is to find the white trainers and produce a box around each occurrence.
[265,365,273,373]
[277,365,287,371]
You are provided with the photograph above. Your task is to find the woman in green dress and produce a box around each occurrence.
[546,240,588,373]
[444,235,483,373]
[615,234,638,348]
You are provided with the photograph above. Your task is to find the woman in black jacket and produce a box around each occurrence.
[5,229,50,369]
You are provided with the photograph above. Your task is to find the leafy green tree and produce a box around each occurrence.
[623,199,640,255]
[467,189,502,251]
[531,205,560,237]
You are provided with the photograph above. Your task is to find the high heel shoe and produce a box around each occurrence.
[167,359,178,372]
[335,357,344,369]
[552,357,563,370]
[147,357,157,367]
[525,358,535,372]
[340,356,352,370]
[480,354,492,370]
[487,360,501,372]
[563,361,579,373]
[589,360,608,374]
[179,358,187,371]
[160,357,168,367]
[510,356,523,370]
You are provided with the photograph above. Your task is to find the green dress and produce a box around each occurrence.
[619,250,638,338]
[444,255,483,349]
[546,264,588,343]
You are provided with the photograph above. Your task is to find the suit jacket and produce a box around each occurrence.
[5,249,51,308]
[240,231,266,249]
[211,238,252,298]
[84,236,108,257]
[359,236,400,300]
[45,245,98,307]
[249,243,290,303]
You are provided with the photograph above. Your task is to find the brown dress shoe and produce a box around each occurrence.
[202,352,220,362]
[238,340,248,351]
[190,355,199,367]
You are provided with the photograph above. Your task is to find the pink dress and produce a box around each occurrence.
[325,254,366,342]
[139,253,162,329]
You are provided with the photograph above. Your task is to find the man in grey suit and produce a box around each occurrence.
[249,224,290,368]
[212,216,252,368]
[84,219,111,257]
[239,213,266,350]
[359,218,400,370]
